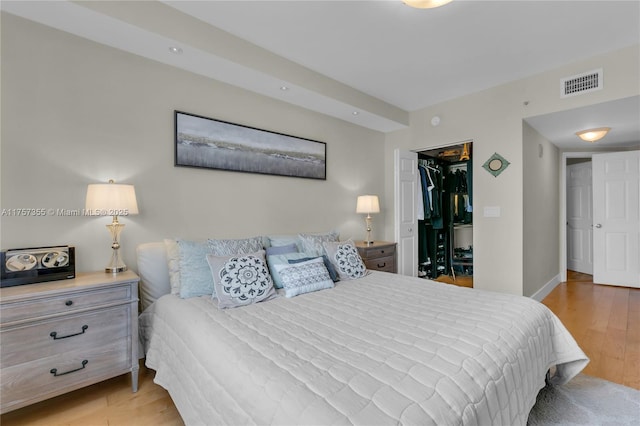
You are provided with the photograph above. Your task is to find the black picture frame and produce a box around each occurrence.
[175,111,326,180]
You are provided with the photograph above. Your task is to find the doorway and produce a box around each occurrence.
[561,150,640,287]
[416,141,473,287]
[566,158,593,275]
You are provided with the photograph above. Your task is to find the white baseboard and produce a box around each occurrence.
[530,274,561,302]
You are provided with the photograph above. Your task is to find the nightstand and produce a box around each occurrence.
[355,241,397,273]
[0,271,139,414]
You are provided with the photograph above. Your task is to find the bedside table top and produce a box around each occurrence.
[0,270,139,301]
[354,241,396,249]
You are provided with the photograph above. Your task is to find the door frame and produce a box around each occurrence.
[395,140,474,278]
[560,151,597,282]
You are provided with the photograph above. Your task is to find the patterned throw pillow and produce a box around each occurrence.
[288,255,340,282]
[206,250,277,309]
[298,231,339,256]
[208,236,264,256]
[322,239,368,280]
[266,252,312,289]
[272,257,334,298]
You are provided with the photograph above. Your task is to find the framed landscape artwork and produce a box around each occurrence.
[175,111,326,180]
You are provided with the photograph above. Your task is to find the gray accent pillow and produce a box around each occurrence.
[206,250,277,309]
[208,236,263,256]
[272,257,334,298]
[322,239,368,280]
[298,231,339,256]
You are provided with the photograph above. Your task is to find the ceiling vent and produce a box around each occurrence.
[561,68,603,98]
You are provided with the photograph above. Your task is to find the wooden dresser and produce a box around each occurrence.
[0,271,139,414]
[355,241,397,273]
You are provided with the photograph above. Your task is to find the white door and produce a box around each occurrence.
[394,149,418,276]
[567,162,593,274]
[592,151,639,287]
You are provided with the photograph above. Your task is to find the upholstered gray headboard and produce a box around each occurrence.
[136,242,171,311]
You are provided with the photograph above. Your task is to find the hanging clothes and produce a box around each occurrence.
[417,166,425,221]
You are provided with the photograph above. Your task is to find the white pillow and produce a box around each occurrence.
[136,242,171,311]
[273,257,334,298]
[164,239,181,295]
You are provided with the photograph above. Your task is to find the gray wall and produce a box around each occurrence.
[0,14,386,273]
[523,122,560,297]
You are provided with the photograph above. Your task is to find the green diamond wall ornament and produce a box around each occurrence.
[483,152,510,177]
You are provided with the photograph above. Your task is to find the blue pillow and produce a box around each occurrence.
[289,255,340,282]
[265,243,298,257]
[178,239,215,298]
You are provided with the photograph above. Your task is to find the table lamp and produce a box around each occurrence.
[85,180,139,273]
[356,195,380,246]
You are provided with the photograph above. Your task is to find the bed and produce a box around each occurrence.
[137,241,588,425]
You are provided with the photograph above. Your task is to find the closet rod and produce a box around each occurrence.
[447,163,468,172]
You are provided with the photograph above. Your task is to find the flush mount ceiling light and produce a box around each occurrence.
[168,46,183,54]
[402,0,453,9]
[575,127,611,142]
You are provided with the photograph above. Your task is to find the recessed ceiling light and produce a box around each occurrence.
[575,127,611,142]
[403,0,453,9]
[352,111,360,115]
[168,46,183,55]
[280,86,289,91]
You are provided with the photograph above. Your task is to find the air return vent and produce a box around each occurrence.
[561,68,603,98]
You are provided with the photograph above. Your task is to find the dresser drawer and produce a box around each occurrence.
[0,339,131,413]
[0,284,132,323]
[363,255,396,273]
[360,245,395,259]
[1,305,130,368]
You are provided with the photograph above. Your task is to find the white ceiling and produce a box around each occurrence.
[2,0,639,148]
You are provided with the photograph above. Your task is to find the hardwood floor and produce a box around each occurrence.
[2,270,638,424]
[542,270,640,390]
[0,362,183,426]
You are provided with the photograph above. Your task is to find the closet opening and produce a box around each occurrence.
[417,141,473,288]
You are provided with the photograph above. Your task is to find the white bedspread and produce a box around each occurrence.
[141,272,588,426]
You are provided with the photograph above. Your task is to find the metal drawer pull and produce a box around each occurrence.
[50,325,88,340]
[50,360,88,377]
[377,263,386,268]
[65,300,73,306]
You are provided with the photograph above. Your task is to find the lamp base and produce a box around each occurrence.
[105,218,127,274]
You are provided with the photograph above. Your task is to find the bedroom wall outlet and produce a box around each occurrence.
[483,206,501,217]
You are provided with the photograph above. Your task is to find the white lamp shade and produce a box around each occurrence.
[86,183,139,215]
[356,195,380,214]
[575,127,610,142]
